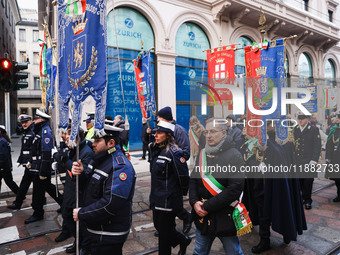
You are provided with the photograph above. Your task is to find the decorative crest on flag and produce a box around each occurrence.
[256,66,267,76]
[72,17,88,35]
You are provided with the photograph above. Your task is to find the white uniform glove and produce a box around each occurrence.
[39,176,47,180]
[51,162,58,171]
[26,162,31,169]
[309,160,317,166]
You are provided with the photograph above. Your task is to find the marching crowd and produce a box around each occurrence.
[0,106,340,255]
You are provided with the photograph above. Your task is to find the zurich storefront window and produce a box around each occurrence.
[175,22,210,131]
[107,7,155,149]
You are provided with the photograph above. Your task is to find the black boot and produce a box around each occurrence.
[7,203,21,210]
[24,215,43,224]
[55,231,71,242]
[252,238,271,254]
[178,236,192,255]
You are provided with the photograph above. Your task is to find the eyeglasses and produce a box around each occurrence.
[203,129,223,135]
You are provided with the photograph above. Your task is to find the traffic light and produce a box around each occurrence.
[0,58,13,92]
[13,61,28,90]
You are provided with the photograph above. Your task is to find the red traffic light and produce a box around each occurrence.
[0,58,11,70]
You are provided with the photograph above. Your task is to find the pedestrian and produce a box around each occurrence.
[293,112,321,209]
[0,125,19,194]
[24,109,62,224]
[325,111,340,202]
[72,124,136,255]
[188,116,204,162]
[149,121,191,255]
[8,115,35,210]
[140,118,149,160]
[84,115,95,142]
[226,114,243,143]
[157,106,192,235]
[53,127,94,254]
[245,122,306,253]
[189,117,244,255]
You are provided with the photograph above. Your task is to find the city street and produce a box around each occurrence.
[0,137,340,254]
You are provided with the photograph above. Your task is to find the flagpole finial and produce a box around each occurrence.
[258,6,267,42]
[141,40,144,51]
[52,0,58,6]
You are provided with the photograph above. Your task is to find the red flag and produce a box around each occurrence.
[133,57,147,119]
[206,45,236,106]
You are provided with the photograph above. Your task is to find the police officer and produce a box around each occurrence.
[8,115,35,210]
[0,125,19,194]
[150,121,191,255]
[73,125,136,255]
[325,111,340,202]
[24,109,62,224]
[293,112,321,210]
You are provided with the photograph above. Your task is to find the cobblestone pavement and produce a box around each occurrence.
[1,137,340,254]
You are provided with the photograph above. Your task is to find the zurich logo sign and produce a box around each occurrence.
[188,32,195,41]
[125,18,134,29]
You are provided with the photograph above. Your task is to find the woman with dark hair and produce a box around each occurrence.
[0,125,19,194]
[149,121,191,255]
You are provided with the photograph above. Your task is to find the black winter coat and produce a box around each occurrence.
[189,136,245,236]
[62,140,94,208]
[149,143,188,211]
[17,123,34,165]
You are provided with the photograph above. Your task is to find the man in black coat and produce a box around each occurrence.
[72,125,136,255]
[53,128,94,254]
[189,117,244,255]
[8,114,35,210]
[293,112,321,209]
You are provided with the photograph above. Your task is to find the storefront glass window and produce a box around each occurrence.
[175,22,210,130]
[106,8,155,149]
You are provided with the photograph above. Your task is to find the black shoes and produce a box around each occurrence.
[183,216,192,235]
[252,238,271,254]
[304,202,312,210]
[178,236,192,255]
[7,203,21,210]
[154,230,159,237]
[333,196,340,202]
[24,215,43,224]
[283,236,291,244]
[66,242,76,253]
[55,231,71,242]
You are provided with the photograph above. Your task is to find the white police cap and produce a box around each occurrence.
[18,114,32,123]
[35,109,51,119]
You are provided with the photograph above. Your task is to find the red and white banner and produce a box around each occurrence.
[206,45,236,108]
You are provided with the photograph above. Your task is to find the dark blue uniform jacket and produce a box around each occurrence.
[78,145,136,244]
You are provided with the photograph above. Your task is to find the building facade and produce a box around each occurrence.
[16,8,44,117]
[0,0,20,134]
[39,0,340,149]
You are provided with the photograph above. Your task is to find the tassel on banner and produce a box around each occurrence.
[232,202,253,237]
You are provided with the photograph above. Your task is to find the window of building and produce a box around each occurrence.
[34,77,40,90]
[33,30,39,42]
[303,0,309,11]
[175,22,211,131]
[106,7,156,150]
[19,29,26,41]
[325,59,335,81]
[20,51,27,62]
[20,108,28,114]
[33,52,40,65]
[328,10,333,22]
[298,53,312,78]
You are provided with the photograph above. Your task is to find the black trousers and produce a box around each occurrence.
[142,142,149,159]
[299,178,314,203]
[14,167,33,206]
[90,242,123,255]
[153,209,187,255]
[335,179,340,197]
[32,176,62,217]
[0,170,19,194]
[62,206,90,249]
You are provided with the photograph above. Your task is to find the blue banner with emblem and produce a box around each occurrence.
[45,48,57,110]
[58,0,107,143]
